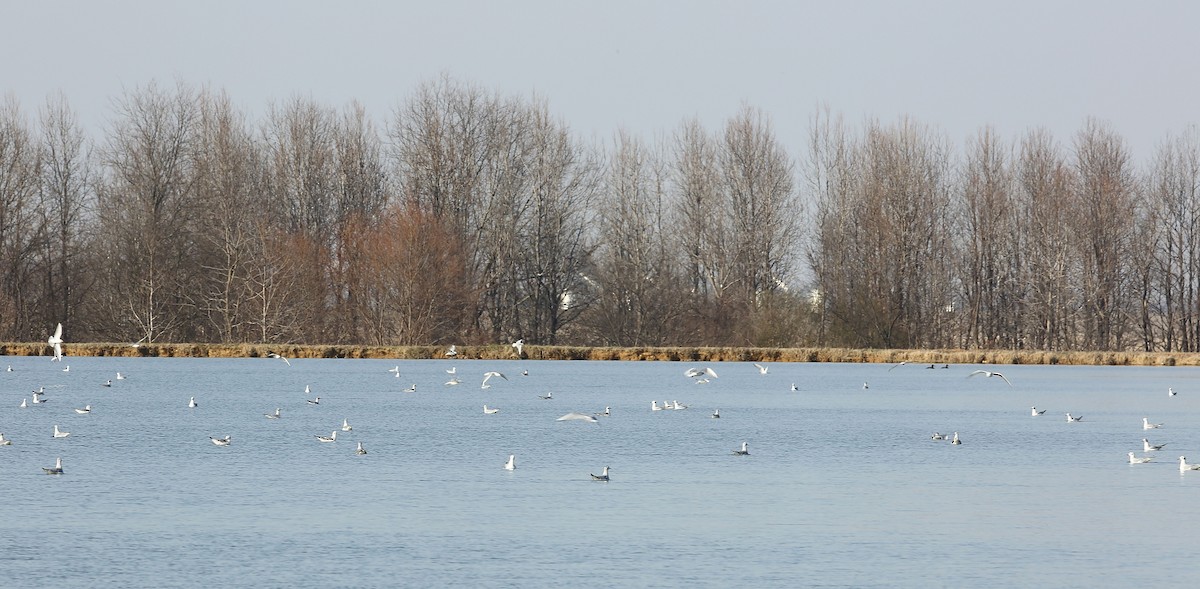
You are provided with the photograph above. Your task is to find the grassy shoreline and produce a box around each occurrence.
[3,342,1200,366]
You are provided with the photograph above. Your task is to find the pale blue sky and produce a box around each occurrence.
[3,0,1197,161]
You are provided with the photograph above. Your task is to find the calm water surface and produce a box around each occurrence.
[2,357,1199,587]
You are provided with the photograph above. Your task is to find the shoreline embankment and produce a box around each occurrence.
[2,342,1199,366]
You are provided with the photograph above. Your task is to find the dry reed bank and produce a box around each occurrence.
[2,342,1200,367]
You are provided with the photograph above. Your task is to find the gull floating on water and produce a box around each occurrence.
[671,400,687,410]
[210,435,231,446]
[505,454,515,470]
[74,405,91,414]
[968,370,1012,386]
[733,442,750,456]
[754,363,769,375]
[1065,413,1083,422]
[791,383,798,391]
[188,396,197,408]
[445,378,461,386]
[0,432,11,445]
[342,418,353,431]
[5,365,11,372]
[712,408,721,419]
[1031,406,1046,416]
[356,441,367,455]
[62,365,69,372]
[116,372,125,380]
[557,412,599,423]
[446,366,456,375]
[482,371,508,389]
[595,406,611,417]
[590,466,610,481]
[950,432,962,445]
[1128,452,1153,464]
[483,405,500,414]
[316,431,338,443]
[1181,456,1200,473]
[1169,387,1177,397]
[47,322,64,361]
[539,392,553,400]
[307,396,320,405]
[445,344,457,357]
[19,398,27,408]
[651,400,663,411]
[267,353,291,366]
[863,382,869,390]
[43,457,64,474]
[265,408,281,419]
[405,384,417,393]
[102,380,111,387]
[1144,438,1166,452]
[1143,417,1163,430]
[931,432,946,440]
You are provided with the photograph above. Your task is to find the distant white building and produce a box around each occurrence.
[809,289,823,312]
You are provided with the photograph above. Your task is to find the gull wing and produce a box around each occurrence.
[556,412,598,423]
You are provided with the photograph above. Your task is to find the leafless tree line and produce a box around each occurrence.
[809,111,1200,352]
[1,78,1198,352]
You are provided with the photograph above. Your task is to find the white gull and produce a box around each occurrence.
[1128,452,1153,464]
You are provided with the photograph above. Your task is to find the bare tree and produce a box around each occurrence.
[805,107,862,346]
[1148,126,1200,351]
[192,88,264,342]
[719,106,799,344]
[327,101,389,342]
[261,96,340,341]
[511,101,600,344]
[586,130,682,345]
[389,77,514,341]
[670,118,736,343]
[958,127,1019,348]
[347,206,470,344]
[872,118,957,349]
[0,96,43,339]
[389,80,600,345]
[390,76,495,236]
[36,92,91,335]
[1070,118,1139,350]
[1013,128,1076,350]
[93,81,201,343]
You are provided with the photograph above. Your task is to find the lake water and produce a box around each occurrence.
[2,356,1199,588]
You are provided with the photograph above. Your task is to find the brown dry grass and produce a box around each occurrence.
[2,342,1199,366]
